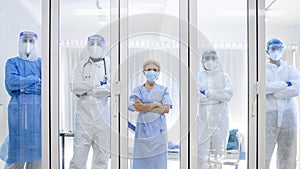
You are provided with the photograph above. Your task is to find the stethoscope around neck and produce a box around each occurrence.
[82,56,107,82]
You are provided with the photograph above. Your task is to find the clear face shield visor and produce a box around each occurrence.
[87,35,106,59]
[19,31,38,57]
[21,36,36,55]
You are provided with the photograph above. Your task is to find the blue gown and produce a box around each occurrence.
[129,84,172,169]
[1,57,41,164]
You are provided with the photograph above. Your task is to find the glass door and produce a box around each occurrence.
[265,0,300,168]
[190,0,250,168]
[0,0,44,168]
[51,0,265,168]
[58,0,111,168]
[123,1,181,168]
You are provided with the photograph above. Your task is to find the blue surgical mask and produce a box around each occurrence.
[145,70,158,83]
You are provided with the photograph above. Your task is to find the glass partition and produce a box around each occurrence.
[0,0,42,168]
[126,1,180,168]
[192,0,249,168]
[59,0,111,168]
[265,0,300,168]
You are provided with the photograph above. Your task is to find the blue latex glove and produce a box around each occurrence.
[76,92,87,98]
[200,90,205,95]
[100,81,107,86]
[286,81,292,87]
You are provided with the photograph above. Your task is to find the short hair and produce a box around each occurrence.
[143,59,161,70]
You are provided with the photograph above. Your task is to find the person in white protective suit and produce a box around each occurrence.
[197,49,233,169]
[265,38,300,169]
[69,34,110,169]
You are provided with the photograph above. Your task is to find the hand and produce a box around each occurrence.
[100,81,107,86]
[76,92,88,97]
[286,81,292,87]
[134,99,143,107]
[200,90,206,95]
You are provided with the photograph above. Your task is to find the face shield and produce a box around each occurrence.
[18,31,38,61]
[87,34,105,59]
[266,38,285,61]
[202,50,218,71]
[267,45,284,61]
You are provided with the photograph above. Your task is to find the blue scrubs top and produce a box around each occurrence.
[1,57,41,164]
[129,84,172,169]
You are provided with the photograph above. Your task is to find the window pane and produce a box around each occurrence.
[0,0,42,168]
[265,0,300,168]
[59,0,111,168]
[127,1,180,168]
[194,0,248,168]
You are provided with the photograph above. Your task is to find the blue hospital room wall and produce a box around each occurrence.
[0,0,41,168]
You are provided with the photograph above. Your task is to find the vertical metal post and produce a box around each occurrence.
[257,0,266,168]
[110,0,120,168]
[179,0,189,168]
[42,0,50,168]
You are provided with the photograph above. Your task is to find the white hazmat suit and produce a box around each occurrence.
[265,38,300,169]
[197,50,233,169]
[69,34,110,169]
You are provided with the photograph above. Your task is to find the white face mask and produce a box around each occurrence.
[20,42,34,56]
[88,43,104,59]
[203,60,217,71]
[19,42,37,61]
[269,50,283,61]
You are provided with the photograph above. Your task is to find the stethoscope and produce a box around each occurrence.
[82,56,107,82]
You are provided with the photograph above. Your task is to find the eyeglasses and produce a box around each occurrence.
[145,68,158,72]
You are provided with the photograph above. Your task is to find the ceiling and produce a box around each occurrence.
[19,0,300,41]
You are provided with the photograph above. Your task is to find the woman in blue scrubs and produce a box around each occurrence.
[128,59,172,169]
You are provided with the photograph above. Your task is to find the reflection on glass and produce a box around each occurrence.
[69,34,111,168]
[0,31,42,168]
[197,0,248,168]
[265,38,300,169]
[128,60,172,169]
[197,49,233,169]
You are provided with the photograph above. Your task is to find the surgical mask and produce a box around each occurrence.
[145,70,159,83]
[203,60,217,71]
[19,42,37,61]
[21,42,34,55]
[269,50,283,61]
[88,43,104,59]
